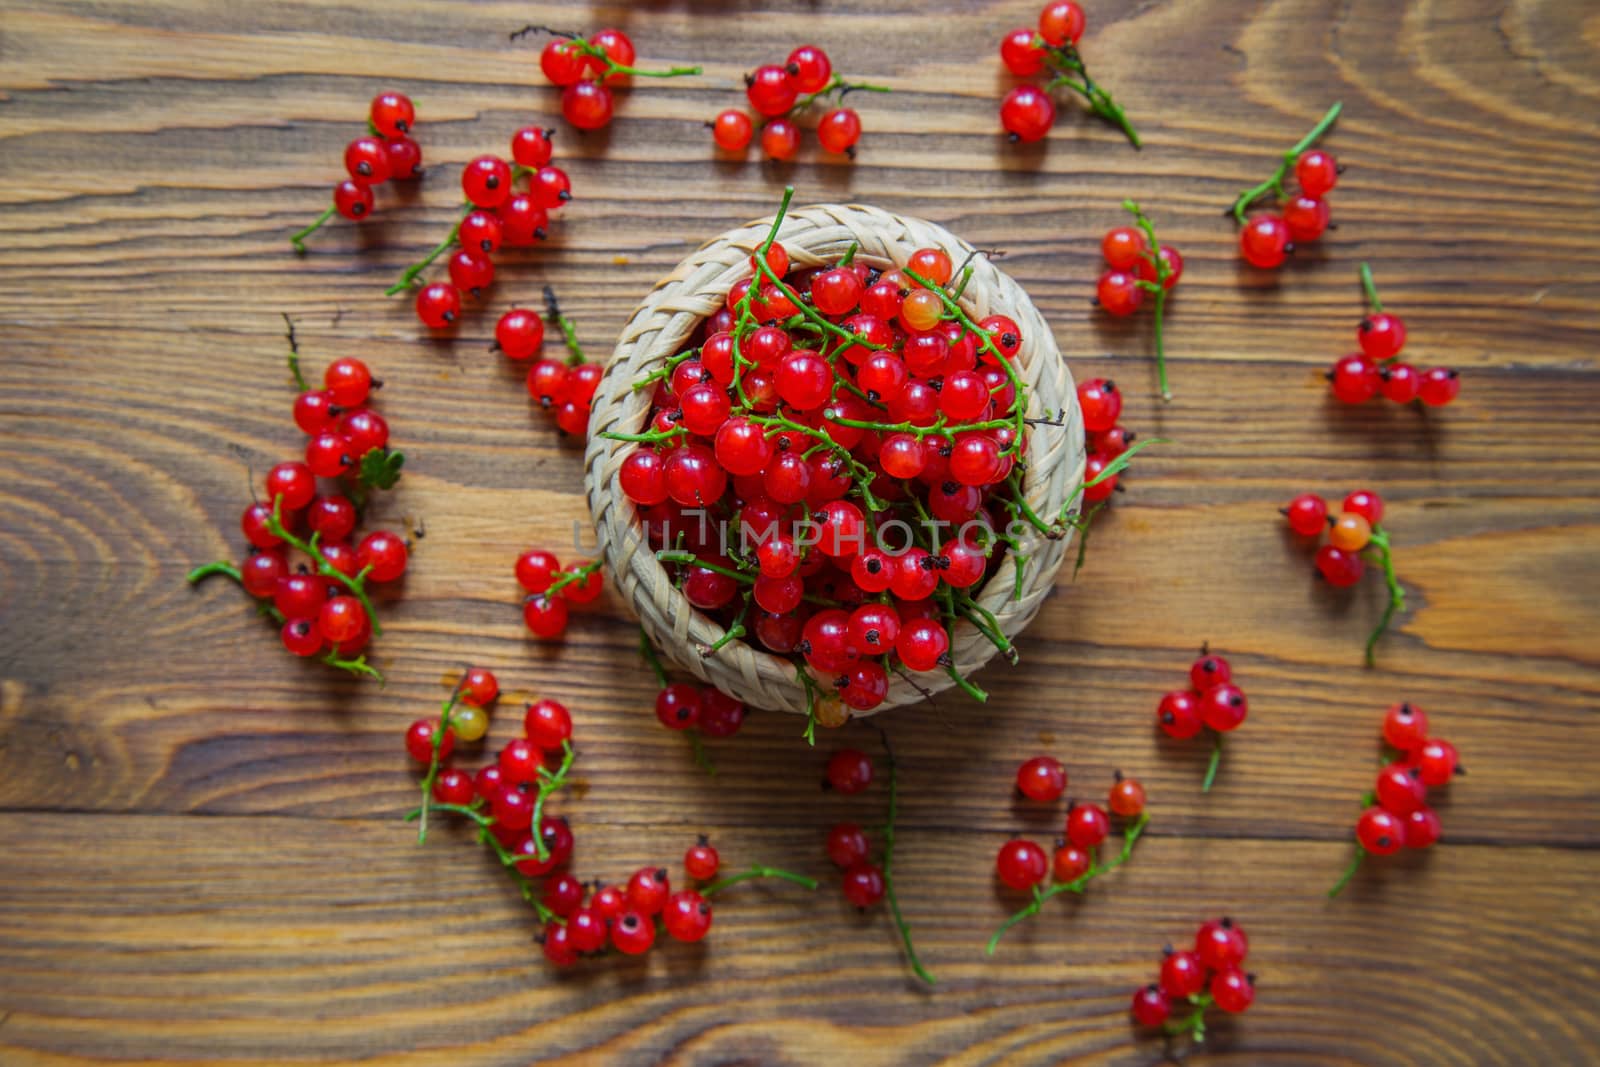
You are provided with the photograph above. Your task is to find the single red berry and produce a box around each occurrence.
[495,308,544,360]
[500,194,550,244]
[1065,803,1110,849]
[415,282,461,329]
[996,839,1049,891]
[1239,214,1292,269]
[1283,194,1330,242]
[274,573,328,620]
[1296,149,1339,196]
[626,867,671,917]
[524,699,572,751]
[1342,489,1385,526]
[1380,362,1420,403]
[448,250,495,297]
[1016,756,1067,802]
[530,165,572,211]
[1108,776,1146,817]
[318,595,367,645]
[241,550,286,599]
[1314,544,1365,588]
[1283,493,1328,536]
[541,921,577,967]
[663,890,714,943]
[1382,702,1428,752]
[562,81,614,131]
[405,717,453,763]
[817,108,863,156]
[523,592,569,638]
[896,617,949,672]
[1403,806,1442,849]
[510,126,555,169]
[566,906,607,952]
[786,45,832,93]
[590,886,626,923]
[1417,367,1460,407]
[344,136,391,185]
[1082,452,1118,504]
[697,690,746,737]
[461,155,512,209]
[761,119,800,161]
[655,683,701,731]
[841,862,886,908]
[1356,806,1404,855]
[1095,269,1144,317]
[385,136,423,180]
[1101,226,1146,270]
[542,872,585,919]
[1195,917,1249,970]
[432,767,475,806]
[473,764,504,802]
[1375,762,1427,816]
[1358,312,1407,361]
[746,65,798,117]
[585,28,635,84]
[1199,683,1248,732]
[1211,968,1256,1013]
[711,109,754,152]
[610,910,656,956]
[1000,84,1055,143]
[1076,379,1122,433]
[458,668,498,708]
[1157,690,1203,740]
[1190,651,1232,692]
[684,840,720,881]
[620,449,669,506]
[356,530,408,583]
[540,39,589,86]
[323,357,373,407]
[1411,738,1460,787]
[265,461,317,511]
[1052,844,1091,883]
[827,822,870,869]
[1000,28,1046,77]
[370,92,415,138]
[332,179,374,221]
[1131,984,1171,1028]
[1039,1,1087,45]
[1160,949,1207,998]
[825,748,873,794]
[497,737,542,786]
[515,549,560,594]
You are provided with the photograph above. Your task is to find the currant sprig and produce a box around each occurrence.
[1363,526,1405,666]
[513,25,703,82]
[987,812,1149,954]
[1121,200,1177,400]
[385,203,473,296]
[1035,37,1139,147]
[784,73,892,118]
[413,678,468,843]
[1227,101,1342,223]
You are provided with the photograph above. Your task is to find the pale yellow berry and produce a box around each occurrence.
[451,705,490,742]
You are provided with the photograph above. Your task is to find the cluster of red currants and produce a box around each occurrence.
[1231,103,1344,269]
[610,214,1047,721]
[510,287,603,437]
[188,351,407,680]
[408,674,814,967]
[1330,264,1459,407]
[1157,648,1248,793]
[291,92,423,252]
[404,128,571,330]
[1329,702,1462,896]
[515,548,605,640]
[1130,918,1255,1039]
[1283,488,1406,664]
[987,759,1150,952]
[1079,377,1139,498]
[998,3,1138,147]
[1091,202,1183,398]
[524,25,701,132]
[711,45,887,161]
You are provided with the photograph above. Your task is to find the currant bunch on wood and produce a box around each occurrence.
[997,2,1138,147]
[1329,264,1460,408]
[291,92,424,252]
[515,25,702,132]
[515,547,606,640]
[1094,200,1182,399]
[1156,645,1248,792]
[1228,102,1342,269]
[1328,702,1462,896]
[512,286,603,437]
[188,326,407,680]
[1131,918,1255,1039]
[386,126,571,330]
[987,767,1149,953]
[710,45,890,161]
[1282,489,1406,664]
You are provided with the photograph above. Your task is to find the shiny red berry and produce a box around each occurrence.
[1131,984,1171,1027]
[1199,683,1248,732]
[825,748,873,794]
[841,862,886,908]
[662,891,713,943]
[1296,149,1339,196]
[1160,950,1207,998]
[1239,214,1291,269]
[995,839,1049,891]
[1000,85,1055,143]
[1016,756,1067,802]
[1417,367,1460,407]
[1065,803,1109,849]
[1382,702,1428,752]
[827,822,870,869]
[1211,967,1256,1013]
[1157,690,1203,740]
[1356,806,1404,855]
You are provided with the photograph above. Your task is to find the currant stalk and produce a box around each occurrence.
[1036,38,1139,148]
[1362,526,1405,666]
[1202,734,1224,793]
[511,25,702,80]
[878,728,935,985]
[414,678,468,844]
[543,285,586,366]
[700,864,819,895]
[385,202,474,296]
[1123,199,1176,401]
[985,812,1149,954]
[1164,993,1215,1041]
[544,558,606,599]
[290,204,339,255]
[1227,102,1343,223]
[1327,846,1366,898]
[283,314,309,391]
[784,74,892,117]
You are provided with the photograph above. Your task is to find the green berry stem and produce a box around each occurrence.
[1164,993,1214,1040]
[1123,199,1175,401]
[700,864,819,896]
[638,626,671,686]
[786,74,892,118]
[877,727,935,985]
[1359,261,1384,316]
[282,314,309,391]
[528,740,576,862]
[543,557,605,600]
[1037,40,1140,148]
[1202,733,1224,793]
[1228,101,1343,224]
[1328,846,1366,898]
[797,665,824,744]
[986,811,1149,954]
[385,201,473,296]
[186,560,243,585]
[414,679,467,845]
[1363,526,1405,667]
[543,286,586,366]
[289,203,337,255]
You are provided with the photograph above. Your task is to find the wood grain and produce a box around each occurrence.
[1,0,1598,1064]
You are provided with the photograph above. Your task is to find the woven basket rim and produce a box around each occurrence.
[584,202,1085,717]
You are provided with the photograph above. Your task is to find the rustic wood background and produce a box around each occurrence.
[2,0,1597,1064]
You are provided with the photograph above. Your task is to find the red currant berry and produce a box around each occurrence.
[655,683,701,730]
[494,308,544,361]
[344,136,391,185]
[1000,84,1056,143]
[786,45,832,93]
[620,448,669,506]
[1160,949,1207,998]
[566,906,607,952]
[1358,312,1407,361]
[370,92,415,138]
[1314,544,1365,588]
[514,548,560,594]
[405,717,453,763]
[825,748,873,794]
[332,179,374,221]
[1065,803,1110,849]
[461,155,512,209]
[432,768,475,806]
[1239,214,1292,269]
[499,194,550,244]
[1403,806,1442,849]
[510,126,555,169]
[1375,762,1427,816]
[562,81,614,131]
[747,65,798,116]
[817,108,862,156]
[1052,843,1091,883]
[523,593,569,638]
[827,822,870,868]
[1330,510,1372,552]
[1284,492,1329,537]
[996,839,1049,891]
[1081,452,1118,504]
[1077,379,1122,433]
[540,921,577,967]
[590,887,626,923]
[1095,269,1144,317]
[1189,653,1231,693]
[684,840,720,881]
[306,496,356,543]
[704,109,754,154]
[292,388,338,436]
[1000,28,1046,76]
[1417,367,1460,407]
[448,250,495,297]
[761,119,800,161]
[540,39,588,86]
[979,315,1023,360]
[1412,738,1459,787]
[524,699,572,751]
[611,910,656,956]
[1016,756,1067,802]
[1356,806,1404,855]
[896,617,949,672]
[1296,149,1339,196]
[241,551,287,600]
[1109,776,1146,817]
[626,866,671,917]
[415,282,461,329]
[1195,917,1249,970]
[664,443,727,507]
[280,616,324,658]
[1382,702,1428,752]
[385,137,423,180]
[322,357,372,408]
[274,573,328,620]
[241,503,283,549]
[1379,362,1420,403]
[265,461,316,511]
[697,689,746,738]
[1131,984,1171,1028]
[357,530,408,582]
[1283,194,1330,242]
[1211,968,1256,1013]
[1039,1,1087,45]
[473,764,504,802]
[663,890,713,943]
[530,165,572,211]
[542,873,585,919]
[318,595,367,645]
[1198,683,1248,732]
[841,862,886,908]
[585,28,635,84]
[1100,226,1146,270]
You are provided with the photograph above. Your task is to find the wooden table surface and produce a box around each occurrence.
[2,1,1598,1064]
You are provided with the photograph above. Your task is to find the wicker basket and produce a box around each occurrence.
[584,203,1085,716]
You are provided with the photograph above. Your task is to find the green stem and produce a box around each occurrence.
[415,681,467,845]
[283,314,308,391]
[265,496,382,638]
[1328,847,1366,898]
[529,741,576,862]
[1123,200,1175,401]
[785,74,892,117]
[1040,43,1139,148]
[878,729,935,985]
[1202,733,1224,793]
[656,551,753,584]
[187,560,243,585]
[289,203,337,254]
[1229,101,1343,223]
[1363,527,1405,667]
[544,286,586,366]
[543,558,605,600]
[385,202,472,296]
[986,812,1149,954]
[701,864,818,896]
[1164,993,1213,1040]
[1359,262,1383,315]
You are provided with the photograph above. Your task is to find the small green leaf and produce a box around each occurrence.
[359,448,405,491]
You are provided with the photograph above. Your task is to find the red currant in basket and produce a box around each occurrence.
[1000,85,1056,143]
[1016,756,1067,802]
[1239,214,1291,269]
[995,839,1049,891]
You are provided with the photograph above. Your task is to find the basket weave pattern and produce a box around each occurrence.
[584,204,1085,715]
